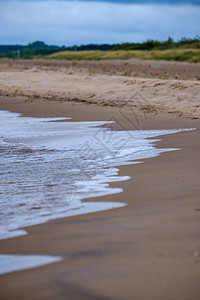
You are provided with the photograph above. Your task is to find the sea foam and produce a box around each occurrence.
[0,110,194,240]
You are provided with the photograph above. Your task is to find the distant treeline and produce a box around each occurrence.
[0,41,67,59]
[0,41,114,59]
[0,37,200,59]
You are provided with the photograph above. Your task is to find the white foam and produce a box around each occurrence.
[0,254,62,275]
[0,110,195,240]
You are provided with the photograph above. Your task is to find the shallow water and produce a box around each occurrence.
[0,254,62,275]
[0,110,192,240]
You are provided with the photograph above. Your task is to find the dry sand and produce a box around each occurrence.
[0,59,200,300]
[0,59,200,119]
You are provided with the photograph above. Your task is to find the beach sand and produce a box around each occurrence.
[0,59,200,300]
[0,58,200,119]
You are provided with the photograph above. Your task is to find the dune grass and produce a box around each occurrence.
[45,48,200,62]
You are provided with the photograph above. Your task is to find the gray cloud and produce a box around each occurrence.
[0,1,199,45]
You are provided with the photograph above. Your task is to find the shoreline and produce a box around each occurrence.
[0,96,200,300]
[0,107,194,241]
[0,104,192,240]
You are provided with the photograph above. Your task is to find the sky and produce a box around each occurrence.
[0,0,199,46]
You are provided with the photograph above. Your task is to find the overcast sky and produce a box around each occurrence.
[0,0,199,45]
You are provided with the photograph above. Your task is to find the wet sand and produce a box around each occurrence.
[0,59,200,300]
